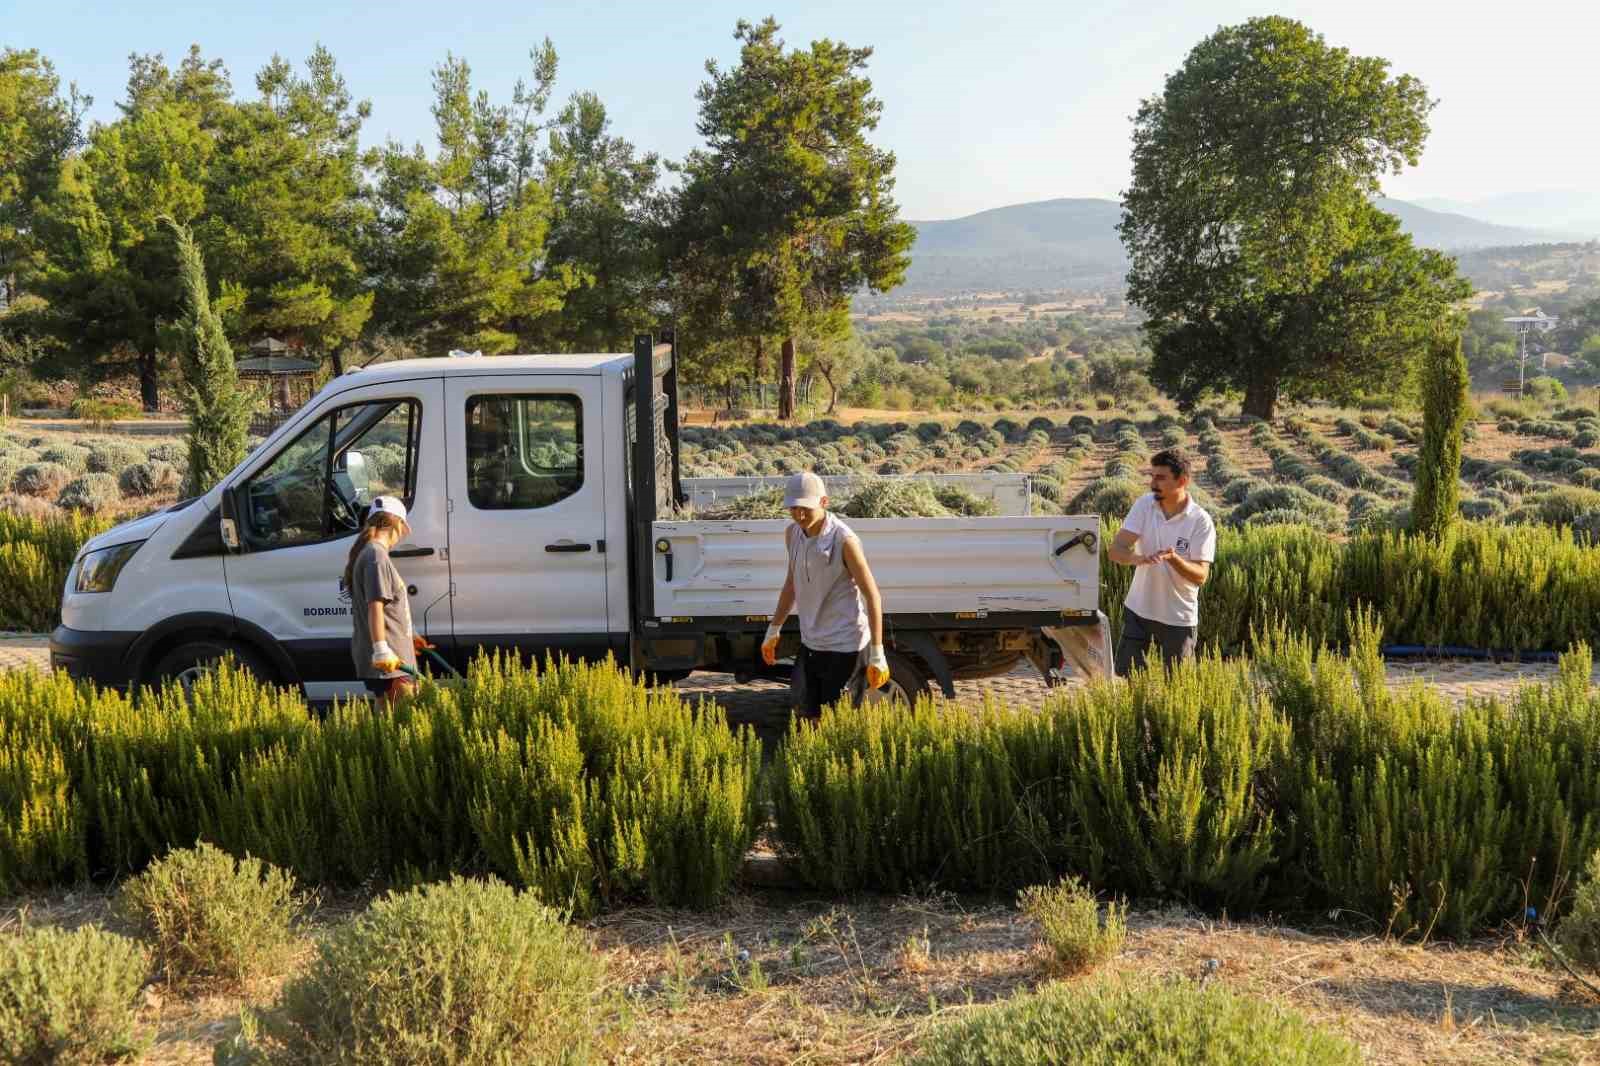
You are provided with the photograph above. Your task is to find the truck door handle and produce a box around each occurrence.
[545,542,593,553]
[391,547,435,558]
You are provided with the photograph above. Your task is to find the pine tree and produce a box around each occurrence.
[166,219,252,495]
[1411,331,1469,539]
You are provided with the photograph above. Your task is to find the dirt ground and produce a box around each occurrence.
[4,886,1595,1065]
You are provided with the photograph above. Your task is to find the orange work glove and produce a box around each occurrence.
[865,644,890,689]
[760,623,782,666]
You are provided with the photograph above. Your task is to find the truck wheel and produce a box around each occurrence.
[150,639,273,695]
[864,649,934,705]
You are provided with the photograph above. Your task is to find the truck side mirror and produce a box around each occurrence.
[219,485,243,553]
[343,449,371,500]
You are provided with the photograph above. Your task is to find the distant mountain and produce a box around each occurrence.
[1372,198,1574,248]
[1412,191,1600,236]
[901,196,1571,295]
[903,199,1127,294]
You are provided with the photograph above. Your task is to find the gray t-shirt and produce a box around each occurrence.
[349,541,417,679]
[786,514,870,654]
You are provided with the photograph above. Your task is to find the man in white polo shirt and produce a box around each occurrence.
[1106,447,1216,676]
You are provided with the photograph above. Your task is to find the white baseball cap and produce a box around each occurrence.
[369,495,409,526]
[783,471,827,509]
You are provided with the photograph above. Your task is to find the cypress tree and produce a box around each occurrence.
[1411,331,1470,540]
[165,219,253,496]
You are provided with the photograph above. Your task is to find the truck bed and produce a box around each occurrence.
[682,472,1034,515]
[649,515,1101,619]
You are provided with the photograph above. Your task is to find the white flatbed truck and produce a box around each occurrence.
[52,332,1103,702]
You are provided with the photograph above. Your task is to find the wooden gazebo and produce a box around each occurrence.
[237,338,318,436]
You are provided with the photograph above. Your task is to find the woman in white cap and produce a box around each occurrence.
[343,494,418,706]
[761,471,890,718]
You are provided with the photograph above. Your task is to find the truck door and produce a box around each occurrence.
[222,378,451,695]
[443,375,613,663]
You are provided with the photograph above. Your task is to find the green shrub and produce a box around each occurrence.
[1068,476,1141,517]
[1515,486,1600,530]
[11,460,71,497]
[71,398,142,429]
[1229,485,1341,531]
[86,442,147,475]
[0,656,760,914]
[772,698,1027,894]
[58,473,120,513]
[1221,477,1264,505]
[230,876,613,1066]
[0,924,149,1065]
[1018,876,1125,974]
[115,842,300,987]
[0,510,113,630]
[144,441,188,469]
[37,444,90,474]
[906,978,1361,1066]
[118,460,179,497]
[1556,849,1600,973]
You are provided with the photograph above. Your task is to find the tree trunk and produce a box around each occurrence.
[824,372,839,415]
[1241,371,1279,421]
[138,352,160,413]
[778,336,796,420]
[754,337,765,381]
[329,348,344,377]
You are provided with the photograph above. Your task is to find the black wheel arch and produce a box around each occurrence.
[886,631,955,698]
[128,612,299,688]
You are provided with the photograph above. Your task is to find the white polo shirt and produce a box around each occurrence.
[1121,493,1216,628]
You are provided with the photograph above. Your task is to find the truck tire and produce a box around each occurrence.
[149,638,274,695]
[864,648,934,705]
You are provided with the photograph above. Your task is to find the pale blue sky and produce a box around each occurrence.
[6,0,1595,219]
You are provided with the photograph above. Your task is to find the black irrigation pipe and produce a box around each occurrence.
[1381,644,1564,664]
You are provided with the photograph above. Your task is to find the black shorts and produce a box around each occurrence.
[363,676,410,695]
[1113,607,1198,677]
[794,644,863,719]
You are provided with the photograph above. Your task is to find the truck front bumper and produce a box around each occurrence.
[50,625,139,689]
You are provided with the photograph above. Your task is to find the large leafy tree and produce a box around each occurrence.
[1119,17,1469,419]
[32,51,222,409]
[669,18,914,419]
[364,44,576,353]
[534,91,662,352]
[197,46,374,374]
[0,49,88,306]
[34,47,375,407]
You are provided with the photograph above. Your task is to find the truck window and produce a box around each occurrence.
[240,399,420,550]
[465,394,583,510]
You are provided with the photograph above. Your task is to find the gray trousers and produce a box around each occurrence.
[1114,607,1198,677]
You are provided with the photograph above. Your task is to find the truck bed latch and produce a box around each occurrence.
[1053,531,1098,557]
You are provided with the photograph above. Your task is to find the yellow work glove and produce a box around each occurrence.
[760,623,782,666]
[371,640,401,673]
[866,644,890,689]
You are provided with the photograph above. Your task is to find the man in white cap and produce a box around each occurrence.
[344,494,419,705]
[760,471,890,717]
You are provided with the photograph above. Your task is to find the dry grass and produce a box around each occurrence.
[2,885,1596,1064]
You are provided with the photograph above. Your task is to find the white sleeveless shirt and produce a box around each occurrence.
[786,514,870,653]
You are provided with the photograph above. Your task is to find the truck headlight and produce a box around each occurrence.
[74,540,145,594]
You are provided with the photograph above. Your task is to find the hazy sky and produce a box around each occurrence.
[7,0,1595,220]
